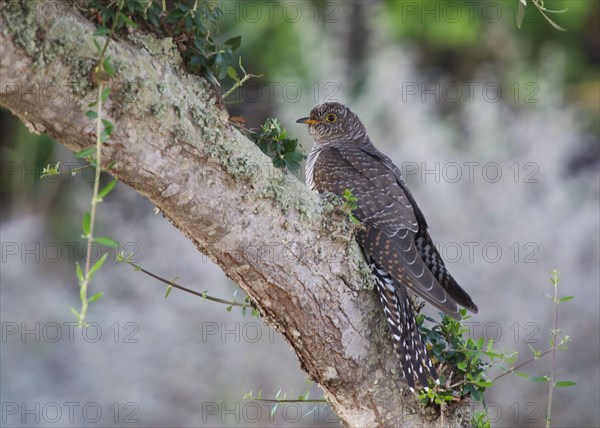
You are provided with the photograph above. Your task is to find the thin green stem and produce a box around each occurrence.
[223,72,263,100]
[491,343,562,382]
[93,0,124,77]
[530,0,567,31]
[76,0,124,326]
[546,271,559,428]
[42,164,92,178]
[120,258,252,308]
[77,84,104,326]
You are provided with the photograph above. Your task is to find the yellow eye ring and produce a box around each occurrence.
[325,113,337,123]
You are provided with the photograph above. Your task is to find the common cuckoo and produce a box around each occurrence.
[297,102,478,390]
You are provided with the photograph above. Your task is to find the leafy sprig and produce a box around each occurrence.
[223,58,263,100]
[341,189,360,224]
[415,270,574,428]
[66,0,123,326]
[251,118,306,174]
[417,310,491,405]
[116,251,259,316]
[87,0,243,83]
[244,387,328,420]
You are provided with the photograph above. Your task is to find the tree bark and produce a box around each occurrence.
[0,2,469,426]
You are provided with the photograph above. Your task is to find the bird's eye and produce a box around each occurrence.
[325,113,337,123]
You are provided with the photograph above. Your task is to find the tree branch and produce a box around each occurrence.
[0,2,469,426]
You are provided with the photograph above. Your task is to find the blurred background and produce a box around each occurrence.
[1,0,598,426]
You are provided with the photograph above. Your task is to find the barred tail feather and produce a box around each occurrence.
[371,262,438,391]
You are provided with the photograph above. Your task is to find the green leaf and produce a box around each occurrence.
[555,380,576,387]
[558,295,574,303]
[281,138,297,152]
[70,307,81,318]
[75,262,84,283]
[527,344,541,358]
[283,151,306,163]
[514,371,530,378]
[95,236,119,248]
[224,36,242,51]
[531,376,549,383]
[86,110,98,119]
[276,129,288,141]
[90,253,109,277]
[214,52,227,79]
[477,337,485,349]
[164,285,173,299]
[101,87,111,102]
[98,178,118,199]
[470,387,482,402]
[343,189,357,201]
[227,66,239,82]
[41,162,60,178]
[103,57,115,78]
[102,119,113,131]
[75,147,95,159]
[349,214,361,224]
[82,212,91,236]
[100,119,114,143]
[517,0,526,29]
[93,27,111,36]
[120,12,138,28]
[88,291,104,303]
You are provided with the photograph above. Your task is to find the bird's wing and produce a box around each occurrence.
[358,224,462,319]
[312,146,464,318]
[312,146,419,235]
[415,233,478,313]
[358,145,478,313]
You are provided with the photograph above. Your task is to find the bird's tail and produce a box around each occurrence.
[371,261,438,391]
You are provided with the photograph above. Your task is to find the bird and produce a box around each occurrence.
[296,102,478,391]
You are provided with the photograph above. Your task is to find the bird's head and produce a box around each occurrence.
[296,102,367,146]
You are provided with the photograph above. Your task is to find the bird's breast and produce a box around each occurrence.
[305,146,323,192]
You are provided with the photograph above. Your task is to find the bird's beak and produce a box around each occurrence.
[296,117,321,125]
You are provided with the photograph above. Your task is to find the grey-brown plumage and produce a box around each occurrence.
[297,102,478,390]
